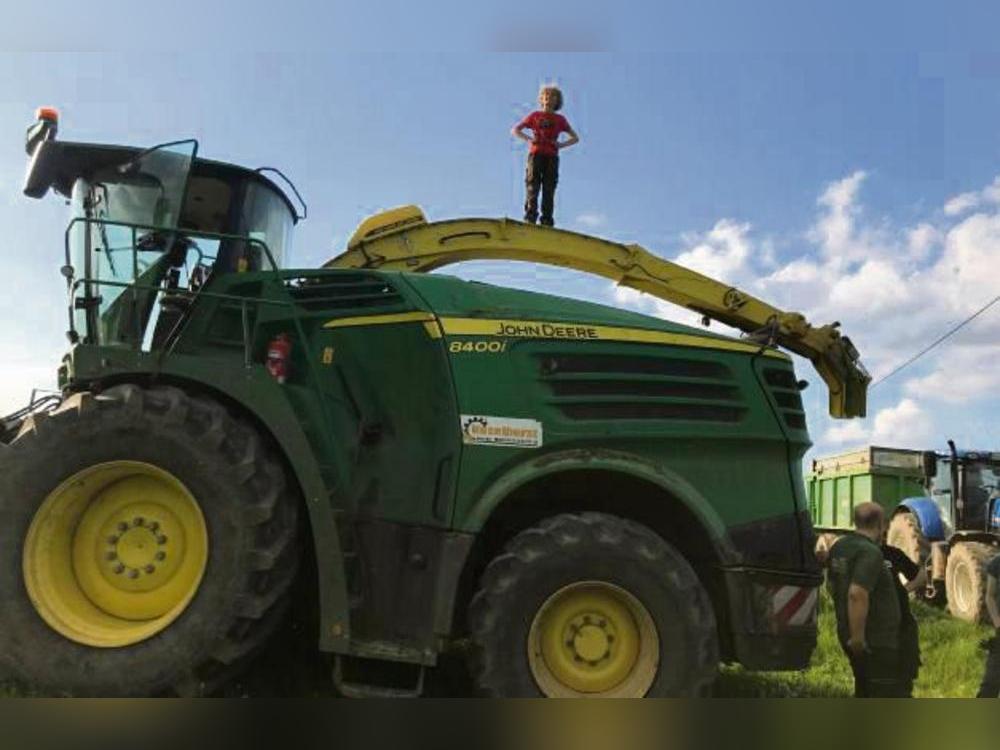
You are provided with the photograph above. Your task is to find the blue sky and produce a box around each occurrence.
[2,2,1000,458]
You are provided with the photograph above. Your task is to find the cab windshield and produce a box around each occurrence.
[74,140,196,316]
[67,140,295,348]
[69,141,198,345]
[237,182,294,268]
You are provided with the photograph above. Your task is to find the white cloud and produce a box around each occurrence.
[870,398,935,447]
[902,345,1000,404]
[611,282,703,327]
[943,191,979,216]
[574,212,608,229]
[764,259,822,284]
[906,223,939,261]
[931,212,1000,316]
[822,420,871,446]
[984,177,1000,205]
[612,284,647,308]
[942,178,1000,217]
[819,397,935,450]
[811,170,868,263]
[673,219,753,283]
[825,259,912,315]
[819,170,867,214]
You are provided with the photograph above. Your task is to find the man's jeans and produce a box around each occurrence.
[846,647,908,698]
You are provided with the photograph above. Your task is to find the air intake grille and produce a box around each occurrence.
[285,273,405,312]
[763,367,807,431]
[538,353,745,423]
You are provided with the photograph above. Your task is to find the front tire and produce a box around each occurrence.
[467,512,718,697]
[0,385,299,696]
[887,512,929,568]
[945,542,995,623]
[886,512,938,602]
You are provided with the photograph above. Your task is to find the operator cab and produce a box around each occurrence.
[928,448,1000,534]
[23,108,302,348]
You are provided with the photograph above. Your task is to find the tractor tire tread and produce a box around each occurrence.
[946,541,997,623]
[468,511,718,698]
[0,384,299,696]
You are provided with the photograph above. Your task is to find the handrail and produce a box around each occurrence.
[63,216,279,273]
[69,277,297,366]
[64,217,280,348]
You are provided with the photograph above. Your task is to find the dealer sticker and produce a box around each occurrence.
[460,415,543,448]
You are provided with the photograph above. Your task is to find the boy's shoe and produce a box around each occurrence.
[523,213,538,224]
[540,217,555,227]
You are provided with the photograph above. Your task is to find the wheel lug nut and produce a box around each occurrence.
[106,535,119,545]
[607,635,615,642]
[105,551,117,561]
[117,522,129,532]
[144,564,156,574]
[127,568,139,579]
[583,615,592,624]
[573,655,583,663]
[155,551,167,561]
[114,563,125,574]
[156,535,168,545]
[149,522,160,531]
[133,517,144,527]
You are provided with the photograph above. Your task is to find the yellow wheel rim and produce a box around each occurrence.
[23,461,209,648]
[528,581,659,697]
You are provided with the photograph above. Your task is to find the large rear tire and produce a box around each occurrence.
[887,512,930,567]
[945,542,995,624]
[0,384,299,696]
[886,512,937,602]
[467,512,718,697]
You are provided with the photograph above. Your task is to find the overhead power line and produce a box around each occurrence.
[871,294,1000,389]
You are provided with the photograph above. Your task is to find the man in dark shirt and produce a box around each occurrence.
[827,503,905,697]
[881,543,924,697]
[977,553,1000,697]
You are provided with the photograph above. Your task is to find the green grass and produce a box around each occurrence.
[3,595,992,697]
[716,594,993,697]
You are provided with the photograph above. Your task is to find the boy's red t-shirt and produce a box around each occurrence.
[517,111,570,156]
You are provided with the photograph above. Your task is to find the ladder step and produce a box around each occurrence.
[333,656,425,698]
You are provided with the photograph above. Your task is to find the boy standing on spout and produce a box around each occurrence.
[512,85,579,227]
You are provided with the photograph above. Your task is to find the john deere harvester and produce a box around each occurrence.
[0,109,870,696]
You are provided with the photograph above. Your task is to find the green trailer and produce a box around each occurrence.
[806,446,930,531]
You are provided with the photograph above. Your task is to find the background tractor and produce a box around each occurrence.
[807,443,1000,623]
[0,109,869,696]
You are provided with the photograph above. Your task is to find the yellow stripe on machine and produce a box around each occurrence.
[438,317,789,359]
[321,311,787,359]
[323,312,438,329]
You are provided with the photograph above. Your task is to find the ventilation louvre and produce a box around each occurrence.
[285,273,405,312]
[538,352,746,424]
[763,367,807,432]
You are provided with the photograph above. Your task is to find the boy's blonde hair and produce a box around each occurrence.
[539,85,563,111]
